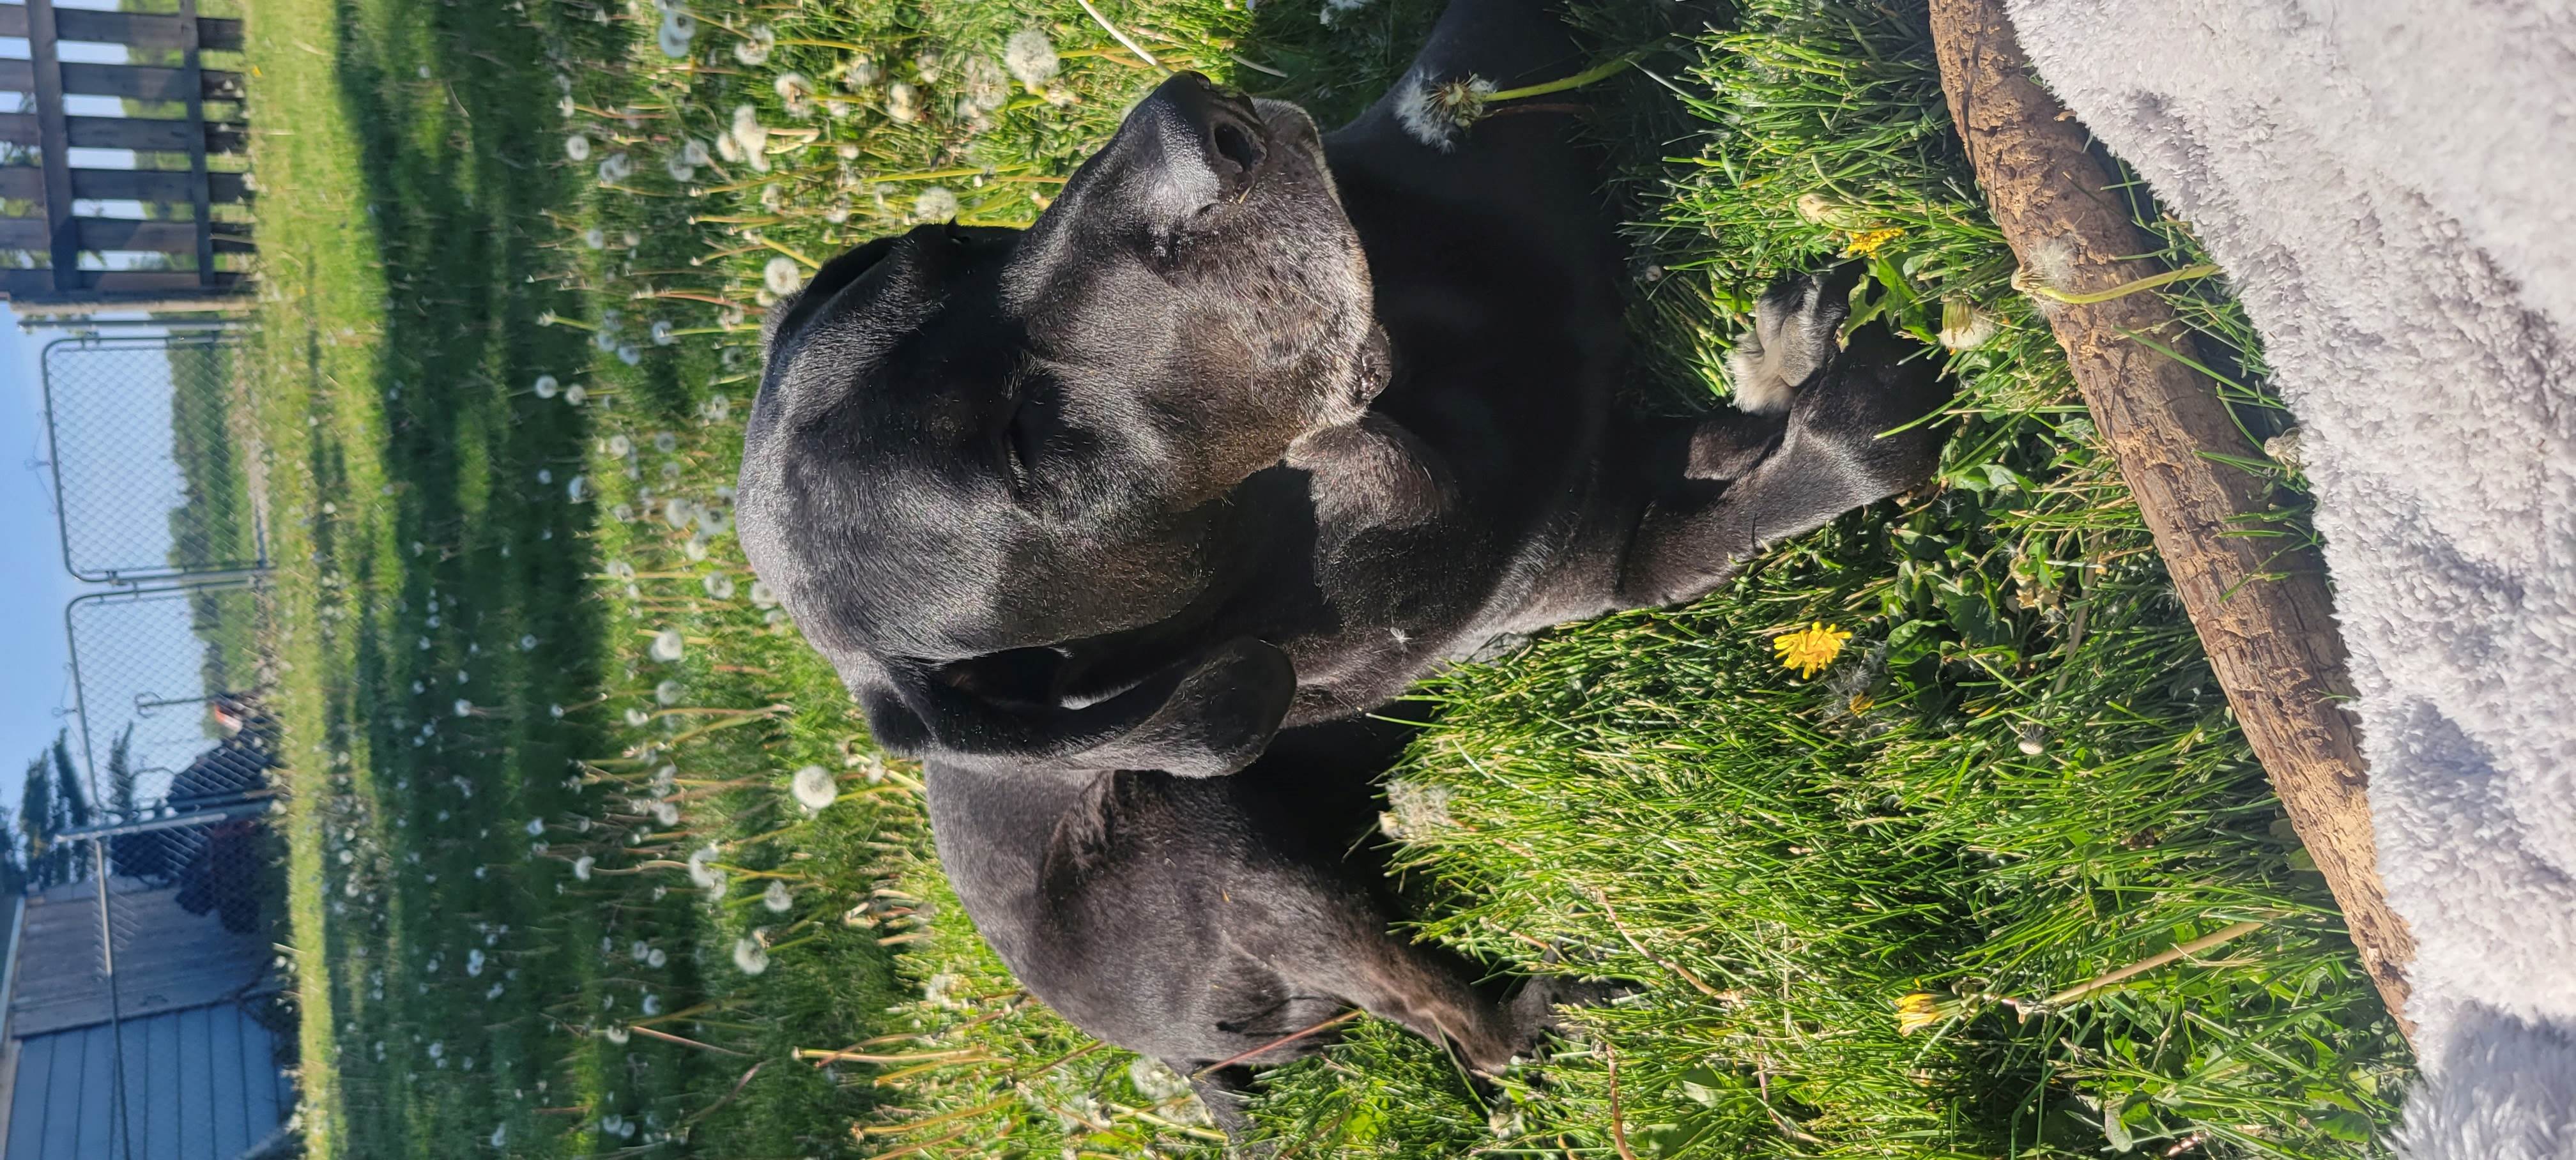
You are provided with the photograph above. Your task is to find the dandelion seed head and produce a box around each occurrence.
[687,844,723,890]
[565,134,592,162]
[733,23,774,66]
[1004,29,1059,89]
[649,628,686,663]
[913,187,958,223]
[960,55,1008,114]
[763,255,804,296]
[763,880,793,913]
[732,936,770,975]
[1938,296,2000,351]
[790,764,836,811]
[774,71,816,118]
[886,81,920,124]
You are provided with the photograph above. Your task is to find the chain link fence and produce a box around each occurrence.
[42,333,267,584]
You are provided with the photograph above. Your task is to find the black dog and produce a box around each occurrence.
[740,0,1947,1141]
[739,0,1944,781]
[928,714,1600,1136]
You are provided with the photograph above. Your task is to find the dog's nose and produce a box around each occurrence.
[1119,72,1269,220]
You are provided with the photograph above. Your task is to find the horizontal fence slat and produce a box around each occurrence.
[0,268,54,296]
[70,114,248,153]
[0,112,249,153]
[0,216,252,253]
[84,268,244,292]
[0,6,245,52]
[0,268,245,294]
[0,60,249,102]
[0,166,250,204]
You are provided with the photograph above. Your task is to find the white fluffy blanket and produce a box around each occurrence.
[2001,1,2576,1155]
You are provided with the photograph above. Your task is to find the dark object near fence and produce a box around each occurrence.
[108,693,277,933]
[0,0,252,314]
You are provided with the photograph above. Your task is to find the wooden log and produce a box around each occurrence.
[1925,0,2416,1037]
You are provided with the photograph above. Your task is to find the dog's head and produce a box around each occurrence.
[740,73,1381,777]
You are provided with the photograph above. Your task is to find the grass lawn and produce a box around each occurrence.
[240,0,2412,1156]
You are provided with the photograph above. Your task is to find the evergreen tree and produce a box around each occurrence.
[19,755,59,889]
[0,805,22,897]
[50,729,90,830]
[107,723,137,816]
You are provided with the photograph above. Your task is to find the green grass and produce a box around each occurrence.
[241,0,2409,1156]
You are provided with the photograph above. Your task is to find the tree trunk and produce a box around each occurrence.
[1926,0,2417,1039]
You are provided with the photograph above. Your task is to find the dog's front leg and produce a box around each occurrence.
[1612,282,1949,609]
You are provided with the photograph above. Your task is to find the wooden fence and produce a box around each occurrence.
[0,0,250,312]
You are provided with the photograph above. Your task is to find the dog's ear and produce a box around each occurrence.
[763,233,910,351]
[864,638,1296,777]
[763,224,1025,351]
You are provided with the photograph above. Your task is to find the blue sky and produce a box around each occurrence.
[0,311,96,816]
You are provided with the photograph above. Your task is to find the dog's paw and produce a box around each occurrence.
[1725,269,1857,415]
[1504,975,1634,1058]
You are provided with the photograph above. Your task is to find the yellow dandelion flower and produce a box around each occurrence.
[1894,992,1942,1035]
[1774,622,1851,679]
[1841,227,1905,258]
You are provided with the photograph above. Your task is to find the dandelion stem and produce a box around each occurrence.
[2016,261,2222,305]
[1592,889,1725,998]
[756,236,822,270]
[1606,1041,1641,1160]
[1192,1009,1362,1078]
[864,1127,975,1159]
[859,1095,1018,1136]
[1104,1102,1227,1142]
[625,1023,749,1057]
[796,1046,985,1065]
[625,290,744,310]
[1487,55,1639,103]
[2042,919,2268,1006]
[1075,0,1160,67]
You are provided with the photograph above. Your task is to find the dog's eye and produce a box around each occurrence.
[995,380,1055,491]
